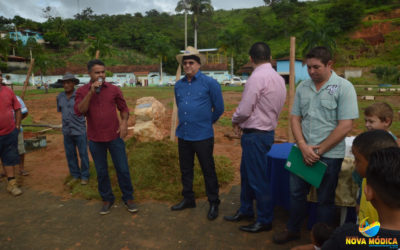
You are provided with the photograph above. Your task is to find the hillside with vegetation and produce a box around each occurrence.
[0,0,399,81]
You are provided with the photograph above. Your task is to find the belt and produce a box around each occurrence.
[242,128,269,134]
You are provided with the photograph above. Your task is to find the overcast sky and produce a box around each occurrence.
[0,0,267,22]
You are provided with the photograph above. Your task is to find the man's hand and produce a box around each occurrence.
[232,123,242,137]
[298,142,320,166]
[90,79,102,93]
[118,122,128,139]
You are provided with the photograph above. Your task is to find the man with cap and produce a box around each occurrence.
[57,73,90,186]
[171,46,224,220]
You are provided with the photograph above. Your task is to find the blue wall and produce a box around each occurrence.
[276,60,309,84]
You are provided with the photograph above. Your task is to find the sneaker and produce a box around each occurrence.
[99,201,114,215]
[124,200,138,213]
[81,179,89,185]
[7,179,22,196]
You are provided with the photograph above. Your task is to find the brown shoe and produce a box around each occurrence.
[273,229,300,244]
[7,179,22,196]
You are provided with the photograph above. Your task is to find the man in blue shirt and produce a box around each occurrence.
[171,46,224,220]
[57,73,90,185]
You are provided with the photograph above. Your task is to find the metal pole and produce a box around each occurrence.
[288,37,296,143]
[185,11,187,48]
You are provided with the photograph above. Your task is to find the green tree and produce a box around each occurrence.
[175,0,214,49]
[299,18,338,56]
[218,28,246,77]
[143,32,177,84]
[43,31,69,49]
[86,36,111,58]
[326,0,364,32]
[0,36,11,60]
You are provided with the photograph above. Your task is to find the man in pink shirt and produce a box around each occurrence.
[224,42,286,233]
[0,71,23,196]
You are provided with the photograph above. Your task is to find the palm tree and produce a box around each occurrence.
[218,28,246,78]
[86,36,111,58]
[144,33,174,85]
[176,0,213,49]
[299,18,337,56]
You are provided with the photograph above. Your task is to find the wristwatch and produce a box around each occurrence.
[314,148,320,155]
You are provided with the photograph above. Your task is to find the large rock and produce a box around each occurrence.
[133,97,166,142]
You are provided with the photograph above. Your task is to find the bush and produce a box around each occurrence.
[371,66,400,84]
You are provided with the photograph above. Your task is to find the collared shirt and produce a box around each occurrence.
[74,82,129,142]
[57,90,86,136]
[175,70,224,141]
[0,85,21,136]
[292,71,359,158]
[232,63,286,131]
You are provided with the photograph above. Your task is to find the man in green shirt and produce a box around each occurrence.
[274,46,359,244]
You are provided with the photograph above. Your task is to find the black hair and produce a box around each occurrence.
[312,223,334,247]
[305,46,332,65]
[87,59,105,72]
[367,147,400,208]
[352,130,397,160]
[249,42,270,64]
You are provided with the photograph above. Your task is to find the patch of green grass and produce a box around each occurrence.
[224,103,237,112]
[218,117,232,127]
[70,138,234,202]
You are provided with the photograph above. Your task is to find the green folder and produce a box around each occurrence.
[284,145,327,188]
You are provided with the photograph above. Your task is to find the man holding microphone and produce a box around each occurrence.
[74,59,137,215]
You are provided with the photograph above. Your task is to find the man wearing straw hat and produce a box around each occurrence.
[171,46,224,220]
[57,73,90,186]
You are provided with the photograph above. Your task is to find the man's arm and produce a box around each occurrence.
[15,109,22,130]
[210,80,224,123]
[317,119,353,155]
[291,114,320,165]
[77,88,95,114]
[118,111,129,139]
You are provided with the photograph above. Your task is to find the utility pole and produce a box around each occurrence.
[184,0,190,49]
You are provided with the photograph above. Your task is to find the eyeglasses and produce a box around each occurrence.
[183,61,195,66]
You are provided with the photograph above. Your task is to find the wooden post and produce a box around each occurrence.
[20,58,35,100]
[170,65,181,141]
[95,50,100,59]
[288,37,296,143]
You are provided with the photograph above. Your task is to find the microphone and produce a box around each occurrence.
[95,78,103,94]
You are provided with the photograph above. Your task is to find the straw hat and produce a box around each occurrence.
[59,72,79,84]
[176,46,206,65]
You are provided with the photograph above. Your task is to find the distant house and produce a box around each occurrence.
[9,29,45,45]
[276,57,309,84]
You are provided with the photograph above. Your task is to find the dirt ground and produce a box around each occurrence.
[1,89,305,250]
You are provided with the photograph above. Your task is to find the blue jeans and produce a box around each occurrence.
[287,157,343,232]
[239,131,274,224]
[63,134,90,180]
[89,137,134,203]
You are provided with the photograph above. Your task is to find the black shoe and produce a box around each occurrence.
[171,199,196,211]
[273,229,301,244]
[224,210,254,222]
[124,200,138,213]
[207,203,219,220]
[239,222,272,233]
[99,201,114,215]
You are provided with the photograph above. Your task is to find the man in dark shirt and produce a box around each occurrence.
[322,147,400,249]
[57,73,90,185]
[171,46,224,220]
[74,60,137,215]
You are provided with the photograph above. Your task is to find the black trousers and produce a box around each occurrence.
[178,137,219,203]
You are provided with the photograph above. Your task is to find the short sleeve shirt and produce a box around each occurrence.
[0,86,21,135]
[57,91,87,136]
[291,71,359,158]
